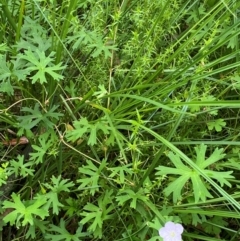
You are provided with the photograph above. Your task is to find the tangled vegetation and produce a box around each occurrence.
[1,0,240,240]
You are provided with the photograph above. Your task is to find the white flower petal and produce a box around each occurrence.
[174,223,184,234]
[165,221,176,229]
[159,221,183,241]
[159,227,169,237]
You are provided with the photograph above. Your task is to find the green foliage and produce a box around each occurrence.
[45,220,90,241]
[17,104,63,133]
[207,118,226,131]
[108,163,133,184]
[9,155,35,177]
[202,216,228,235]
[77,159,107,195]
[25,219,49,239]
[29,131,58,164]
[1,0,240,240]
[66,117,110,146]
[156,144,234,203]
[67,27,118,59]
[18,49,66,84]
[0,55,14,95]
[116,188,149,209]
[43,175,74,215]
[3,193,48,227]
[80,191,114,238]
[0,162,9,186]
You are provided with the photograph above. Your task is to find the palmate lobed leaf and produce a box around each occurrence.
[163,175,190,203]
[207,119,226,132]
[202,216,228,235]
[45,219,89,241]
[30,138,51,164]
[37,192,63,215]
[3,193,48,227]
[108,164,133,184]
[66,118,89,141]
[80,202,103,238]
[80,191,114,238]
[38,176,75,215]
[66,117,110,146]
[67,27,98,50]
[116,188,149,209]
[77,160,107,195]
[63,198,79,216]
[9,155,35,177]
[0,79,14,95]
[18,49,66,84]
[204,170,233,187]
[45,175,74,193]
[0,55,12,80]
[156,144,235,203]
[195,144,226,169]
[191,172,213,202]
[25,219,49,239]
[18,104,63,131]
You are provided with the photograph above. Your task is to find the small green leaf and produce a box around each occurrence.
[207,119,226,132]
[116,189,148,209]
[80,192,114,238]
[9,155,35,177]
[18,104,63,131]
[18,49,66,84]
[77,160,107,195]
[202,216,228,235]
[92,84,108,98]
[3,193,48,227]
[155,144,234,203]
[0,80,14,95]
[45,219,89,241]
[42,176,74,215]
